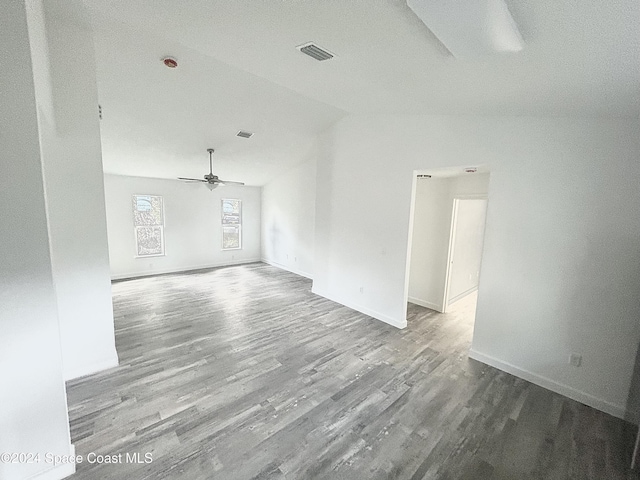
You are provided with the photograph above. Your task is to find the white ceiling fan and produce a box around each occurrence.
[178,148,244,190]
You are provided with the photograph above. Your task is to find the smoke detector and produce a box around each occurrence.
[162,57,178,68]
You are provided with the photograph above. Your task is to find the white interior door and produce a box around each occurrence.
[443,197,488,310]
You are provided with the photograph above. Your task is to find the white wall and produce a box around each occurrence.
[104,174,261,279]
[313,114,640,420]
[262,158,316,278]
[408,177,452,310]
[41,1,118,381]
[1,1,74,478]
[450,172,491,196]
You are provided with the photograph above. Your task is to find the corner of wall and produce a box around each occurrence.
[311,286,407,329]
[262,259,313,280]
[63,353,119,381]
[28,444,76,480]
[468,348,629,421]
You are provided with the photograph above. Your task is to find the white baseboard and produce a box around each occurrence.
[312,287,406,329]
[448,286,478,306]
[64,354,119,381]
[26,444,75,480]
[261,259,313,279]
[408,296,443,312]
[468,348,630,421]
[111,259,262,281]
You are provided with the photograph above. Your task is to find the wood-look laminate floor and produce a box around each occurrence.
[66,263,639,479]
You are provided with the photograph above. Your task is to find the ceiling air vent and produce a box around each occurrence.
[236,130,253,139]
[297,43,334,61]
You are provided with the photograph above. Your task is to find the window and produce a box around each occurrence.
[221,199,241,250]
[133,195,165,256]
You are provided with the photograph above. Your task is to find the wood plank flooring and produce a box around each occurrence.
[66,263,639,479]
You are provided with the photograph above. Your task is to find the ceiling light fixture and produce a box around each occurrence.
[406,0,524,58]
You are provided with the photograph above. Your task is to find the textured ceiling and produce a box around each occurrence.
[78,0,639,185]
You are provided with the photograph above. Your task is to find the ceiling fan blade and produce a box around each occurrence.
[218,180,245,186]
[178,177,206,182]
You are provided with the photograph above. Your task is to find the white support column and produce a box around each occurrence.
[41,0,118,381]
[0,0,76,478]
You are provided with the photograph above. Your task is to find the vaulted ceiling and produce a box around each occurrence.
[78,0,639,185]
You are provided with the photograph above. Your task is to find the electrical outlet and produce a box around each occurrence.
[569,353,582,367]
[359,287,364,294]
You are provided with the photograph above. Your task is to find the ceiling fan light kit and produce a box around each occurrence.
[178,148,245,190]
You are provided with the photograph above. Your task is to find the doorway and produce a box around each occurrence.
[443,197,488,312]
[405,167,490,316]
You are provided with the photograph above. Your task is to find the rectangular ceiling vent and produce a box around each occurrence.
[236,130,253,139]
[297,43,334,61]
